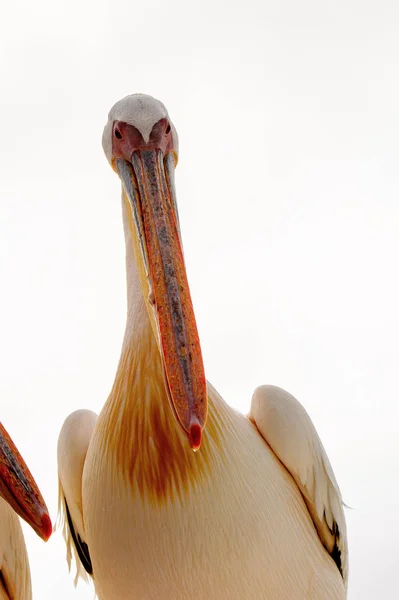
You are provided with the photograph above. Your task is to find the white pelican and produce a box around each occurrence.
[58,94,348,600]
[0,422,52,599]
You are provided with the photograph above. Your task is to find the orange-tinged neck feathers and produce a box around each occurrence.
[102,322,224,505]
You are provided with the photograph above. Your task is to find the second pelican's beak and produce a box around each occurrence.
[112,118,207,450]
[0,423,52,540]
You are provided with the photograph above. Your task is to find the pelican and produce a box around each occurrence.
[0,421,52,599]
[58,94,348,599]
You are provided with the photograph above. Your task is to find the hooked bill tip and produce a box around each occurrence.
[40,513,53,541]
[189,419,202,451]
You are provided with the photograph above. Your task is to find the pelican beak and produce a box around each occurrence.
[0,423,52,541]
[113,118,207,450]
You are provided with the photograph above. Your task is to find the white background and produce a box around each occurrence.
[0,0,398,598]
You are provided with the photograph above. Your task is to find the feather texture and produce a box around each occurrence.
[0,498,31,600]
[57,409,97,585]
[249,385,348,586]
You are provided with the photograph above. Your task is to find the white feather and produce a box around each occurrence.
[249,384,348,587]
[57,409,97,585]
[0,498,32,600]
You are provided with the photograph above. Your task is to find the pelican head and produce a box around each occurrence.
[0,422,52,540]
[102,94,207,450]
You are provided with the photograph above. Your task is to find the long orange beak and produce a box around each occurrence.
[0,422,52,540]
[113,119,207,450]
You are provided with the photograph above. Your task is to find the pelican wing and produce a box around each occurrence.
[249,385,348,586]
[0,498,31,600]
[57,409,97,584]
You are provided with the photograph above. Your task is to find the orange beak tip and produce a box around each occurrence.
[189,419,202,452]
[40,513,53,541]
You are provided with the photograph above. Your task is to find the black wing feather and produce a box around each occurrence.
[64,499,93,575]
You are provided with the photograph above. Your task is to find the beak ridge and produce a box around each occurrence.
[117,148,208,448]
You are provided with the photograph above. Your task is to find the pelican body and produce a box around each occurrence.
[58,94,348,599]
[0,422,52,599]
